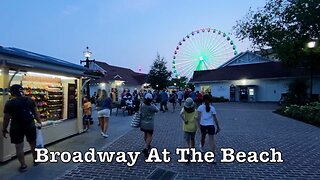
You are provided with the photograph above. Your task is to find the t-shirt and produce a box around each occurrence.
[177,91,184,99]
[96,97,112,111]
[83,101,92,115]
[160,91,168,102]
[140,104,159,130]
[180,108,197,132]
[4,96,36,130]
[197,104,217,126]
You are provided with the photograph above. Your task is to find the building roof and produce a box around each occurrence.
[0,46,86,71]
[93,61,147,86]
[191,61,313,83]
[219,50,275,68]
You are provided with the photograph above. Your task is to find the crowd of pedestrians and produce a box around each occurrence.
[2,84,220,172]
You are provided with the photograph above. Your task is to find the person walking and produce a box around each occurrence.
[169,91,177,112]
[96,89,112,138]
[140,93,159,157]
[180,97,197,161]
[160,89,168,112]
[83,96,92,131]
[2,84,42,171]
[177,89,184,106]
[196,94,221,163]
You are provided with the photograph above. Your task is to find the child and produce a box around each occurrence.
[180,97,197,161]
[83,96,92,131]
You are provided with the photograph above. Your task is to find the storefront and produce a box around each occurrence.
[0,46,87,162]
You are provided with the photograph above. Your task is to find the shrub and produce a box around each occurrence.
[276,102,320,127]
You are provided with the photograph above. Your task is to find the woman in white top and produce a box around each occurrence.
[196,94,220,161]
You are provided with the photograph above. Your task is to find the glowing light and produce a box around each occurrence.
[27,72,76,80]
[100,83,106,87]
[307,41,316,48]
[199,56,204,61]
[241,79,247,85]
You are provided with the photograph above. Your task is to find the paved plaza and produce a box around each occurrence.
[1,103,320,180]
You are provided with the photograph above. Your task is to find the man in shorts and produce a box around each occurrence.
[2,84,42,171]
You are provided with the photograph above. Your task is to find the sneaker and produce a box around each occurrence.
[100,132,105,136]
[103,134,109,138]
[19,165,27,172]
[199,144,204,152]
[83,128,88,132]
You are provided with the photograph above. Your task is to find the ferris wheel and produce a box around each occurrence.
[172,27,238,79]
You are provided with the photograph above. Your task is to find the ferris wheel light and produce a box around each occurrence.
[172,27,238,79]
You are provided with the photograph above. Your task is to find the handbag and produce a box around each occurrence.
[131,112,141,128]
[36,127,44,148]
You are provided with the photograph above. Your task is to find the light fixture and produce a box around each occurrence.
[241,79,247,85]
[27,72,76,80]
[100,83,106,87]
[84,46,91,58]
[307,41,316,48]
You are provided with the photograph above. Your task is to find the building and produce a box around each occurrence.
[191,51,320,102]
[89,61,147,101]
[0,46,88,161]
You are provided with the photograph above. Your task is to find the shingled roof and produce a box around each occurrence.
[191,62,312,83]
[93,61,147,86]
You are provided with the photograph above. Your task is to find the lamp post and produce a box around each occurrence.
[80,46,95,98]
[306,40,317,99]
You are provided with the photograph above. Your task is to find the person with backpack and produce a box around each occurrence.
[180,97,197,161]
[196,94,221,164]
[2,84,42,171]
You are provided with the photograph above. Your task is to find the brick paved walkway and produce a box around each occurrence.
[59,103,320,180]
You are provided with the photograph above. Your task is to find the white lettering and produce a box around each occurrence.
[190,148,203,162]
[176,148,189,163]
[84,148,96,162]
[204,151,215,163]
[61,152,72,163]
[127,152,140,167]
[270,148,283,162]
[72,152,84,163]
[34,148,49,162]
[162,149,171,163]
[145,148,162,162]
[221,148,235,163]
[236,151,247,163]
[247,152,258,163]
[259,152,269,162]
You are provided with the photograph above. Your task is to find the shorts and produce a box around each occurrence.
[200,125,215,135]
[140,128,154,135]
[98,109,110,118]
[10,127,36,144]
[83,115,92,121]
[184,131,196,141]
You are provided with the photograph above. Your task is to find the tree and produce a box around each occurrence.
[168,76,188,89]
[147,53,171,90]
[234,0,320,96]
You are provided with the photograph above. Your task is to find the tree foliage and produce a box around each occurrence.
[147,53,171,90]
[169,76,188,88]
[234,0,320,67]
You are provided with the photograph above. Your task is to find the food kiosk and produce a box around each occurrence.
[0,46,87,162]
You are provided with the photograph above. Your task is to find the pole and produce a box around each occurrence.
[85,57,90,98]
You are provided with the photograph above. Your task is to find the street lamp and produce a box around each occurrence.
[306,40,317,99]
[80,46,95,98]
[307,41,316,49]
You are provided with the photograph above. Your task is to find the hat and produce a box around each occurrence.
[184,97,194,108]
[10,84,23,97]
[145,93,153,100]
